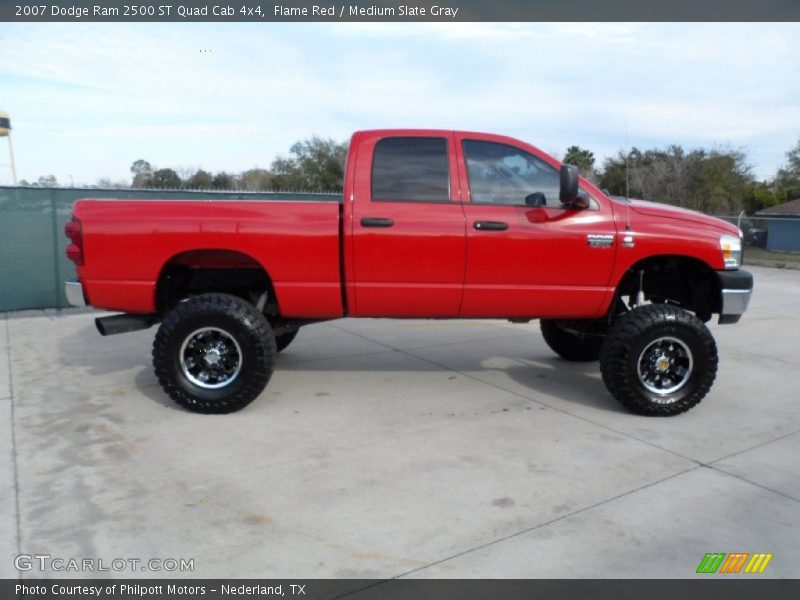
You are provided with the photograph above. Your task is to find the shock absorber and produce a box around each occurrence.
[635,269,646,307]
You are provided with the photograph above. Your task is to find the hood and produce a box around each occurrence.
[627,199,739,235]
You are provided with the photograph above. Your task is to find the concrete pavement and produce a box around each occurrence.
[1,265,798,579]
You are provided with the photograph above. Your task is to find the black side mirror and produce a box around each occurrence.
[559,164,579,203]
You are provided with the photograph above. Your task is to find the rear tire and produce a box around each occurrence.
[599,304,717,416]
[153,293,276,414]
[540,319,604,362]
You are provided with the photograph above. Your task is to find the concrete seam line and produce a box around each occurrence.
[704,464,800,505]
[5,313,22,562]
[706,428,800,467]
[387,465,702,581]
[726,348,800,367]
[328,324,398,352]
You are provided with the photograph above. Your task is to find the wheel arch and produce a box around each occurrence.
[612,253,722,322]
[154,248,280,317]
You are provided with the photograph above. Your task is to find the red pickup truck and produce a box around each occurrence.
[64,129,753,416]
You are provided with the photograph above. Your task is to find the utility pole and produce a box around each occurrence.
[625,116,629,199]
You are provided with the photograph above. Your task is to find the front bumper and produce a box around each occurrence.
[64,280,86,307]
[717,269,753,324]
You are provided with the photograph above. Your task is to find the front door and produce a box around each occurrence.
[457,135,617,318]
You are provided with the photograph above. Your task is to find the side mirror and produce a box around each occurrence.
[559,164,579,204]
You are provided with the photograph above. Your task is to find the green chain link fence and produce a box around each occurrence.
[0,186,339,312]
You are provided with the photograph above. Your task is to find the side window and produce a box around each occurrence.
[372,137,450,202]
[463,140,562,207]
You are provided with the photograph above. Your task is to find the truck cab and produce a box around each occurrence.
[345,130,617,318]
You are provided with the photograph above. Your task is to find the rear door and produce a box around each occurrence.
[456,134,617,318]
[349,132,466,317]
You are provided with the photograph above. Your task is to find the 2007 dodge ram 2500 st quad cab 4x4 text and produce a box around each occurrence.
[64,129,753,416]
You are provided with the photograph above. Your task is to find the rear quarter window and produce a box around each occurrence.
[371,137,450,202]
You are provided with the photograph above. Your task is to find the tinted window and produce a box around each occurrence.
[372,137,450,202]
[463,140,561,206]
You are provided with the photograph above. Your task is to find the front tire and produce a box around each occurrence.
[599,304,717,416]
[540,319,604,362]
[153,293,276,414]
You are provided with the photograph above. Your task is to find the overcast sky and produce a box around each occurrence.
[0,22,798,185]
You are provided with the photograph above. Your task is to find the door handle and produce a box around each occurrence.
[361,217,394,228]
[473,221,509,231]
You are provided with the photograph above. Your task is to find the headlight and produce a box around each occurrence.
[720,234,742,269]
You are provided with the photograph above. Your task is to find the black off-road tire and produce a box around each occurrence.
[275,329,299,353]
[153,293,276,414]
[599,304,717,416]
[540,319,604,362]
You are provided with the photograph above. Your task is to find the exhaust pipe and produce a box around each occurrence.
[96,314,157,336]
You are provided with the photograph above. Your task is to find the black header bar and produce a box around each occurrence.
[4,579,800,600]
[2,0,800,22]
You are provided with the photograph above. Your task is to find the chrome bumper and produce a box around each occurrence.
[64,280,86,307]
[718,269,753,324]
[720,288,752,321]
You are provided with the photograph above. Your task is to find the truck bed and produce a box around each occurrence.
[73,198,344,317]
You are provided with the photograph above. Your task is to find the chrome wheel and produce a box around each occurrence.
[637,336,693,400]
[180,327,242,389]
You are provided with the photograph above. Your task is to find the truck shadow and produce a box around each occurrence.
[275,350,623,414]
[59,322,622,414]
[132,368,182,410]
[57,321,154,377]
[56,322,180,410]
